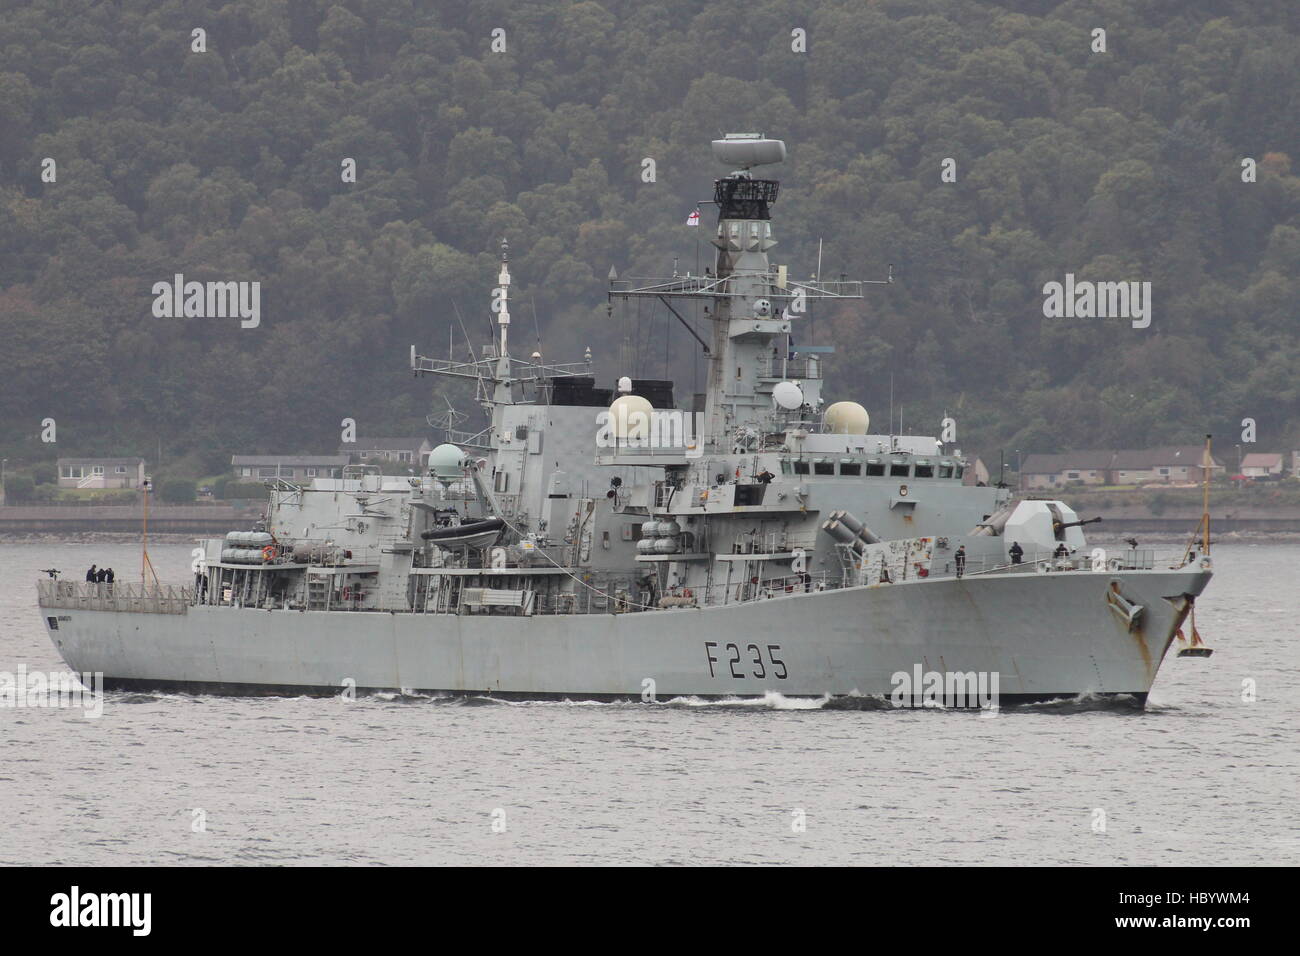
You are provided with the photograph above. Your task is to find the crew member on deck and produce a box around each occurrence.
[85,564,97,583]
[1008,541,1024,565]
[954,545,967,578]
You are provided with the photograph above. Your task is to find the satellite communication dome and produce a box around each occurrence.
[428,443,465,481]
[824,402,870,435]
[772,381,804,410]
[609,394,653,439]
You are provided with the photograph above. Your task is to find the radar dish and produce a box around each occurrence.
[712,134,787,169]
[772,381,804,410]
[426,396,468,440]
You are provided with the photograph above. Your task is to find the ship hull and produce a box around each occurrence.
[39,568,1209,706]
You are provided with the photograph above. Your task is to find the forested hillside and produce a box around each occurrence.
[1,0,1297,477]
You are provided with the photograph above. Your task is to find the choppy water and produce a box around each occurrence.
[1,540,1296,865]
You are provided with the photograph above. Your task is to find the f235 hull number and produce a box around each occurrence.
[705,642,788,680]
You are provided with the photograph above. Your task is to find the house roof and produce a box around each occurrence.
[1112,446,1220,469]
[1241,452,1283,468]
[1020,451,1115,474]
[231,455,350,467]
[57,457,145,466]
[344,437,432,452]
[1022,446,1224,475]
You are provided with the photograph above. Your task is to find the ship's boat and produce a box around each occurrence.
[420,517,505,548]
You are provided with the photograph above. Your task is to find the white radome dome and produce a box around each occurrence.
[609,394,653,440]
[772,381,804,410]
[428,443,465,480]
[824,402,870,435]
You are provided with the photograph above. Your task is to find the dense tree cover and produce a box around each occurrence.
[0,0,1296,476]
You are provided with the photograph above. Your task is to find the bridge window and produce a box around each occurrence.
[840,461,861,476]
[793,460,809,475]
[813,460,834,476]
[937,463,953,479]
[890,462,910,477]
[914,464,934,478]
[865,462,885,476]
[954,464,965,479]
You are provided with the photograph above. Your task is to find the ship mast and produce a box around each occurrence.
[608,133,886,454]
[494,239,513,406]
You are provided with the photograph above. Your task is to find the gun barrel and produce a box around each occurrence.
[1056,516,1103,530]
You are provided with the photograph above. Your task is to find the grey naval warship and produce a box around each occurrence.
[38,135,1215,707]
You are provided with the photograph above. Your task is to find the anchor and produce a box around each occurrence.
[1176,599,1213,658]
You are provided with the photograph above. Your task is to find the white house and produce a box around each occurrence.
[1241,452,1285,478]
[57,457,146,489]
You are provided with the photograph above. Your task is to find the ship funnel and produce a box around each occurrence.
[712,134,786,170]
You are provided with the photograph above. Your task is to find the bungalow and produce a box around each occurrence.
[230,455,349,483]
[1241,452,1285,478]
[57,457,146,489]
[1110,446,1223,484]
[339,437,433,471]
[1021,446,1224,489]
[1020,451,1115,490]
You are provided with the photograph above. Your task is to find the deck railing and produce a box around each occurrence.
[36,579,190,614]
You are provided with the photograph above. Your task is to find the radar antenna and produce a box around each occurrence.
[427,396,469,443]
